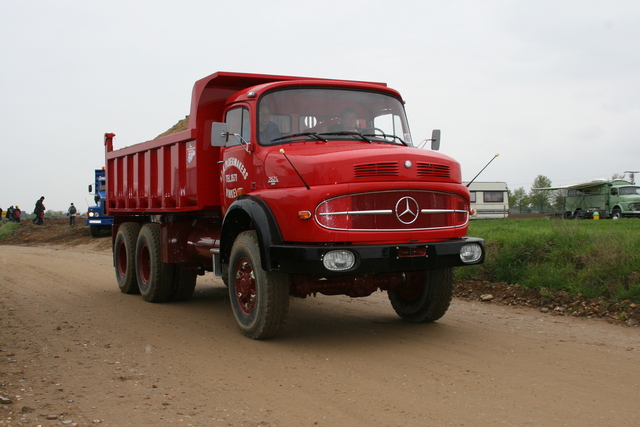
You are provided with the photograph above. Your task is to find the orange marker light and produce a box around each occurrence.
[298,210,312,220]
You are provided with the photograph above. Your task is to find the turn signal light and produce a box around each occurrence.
[298,211,312,220]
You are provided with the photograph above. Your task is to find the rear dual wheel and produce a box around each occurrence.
[114,222,197,302]
[136,223,174,302]
[114,222,141,294]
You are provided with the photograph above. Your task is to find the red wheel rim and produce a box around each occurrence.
[116,241,127,277]
[234,256,256,315]
[138,244,151,285]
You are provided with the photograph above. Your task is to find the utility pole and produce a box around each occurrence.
[624,171,639,185]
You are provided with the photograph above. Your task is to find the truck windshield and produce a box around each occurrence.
[258,88,412,146]
[620,186,640,196]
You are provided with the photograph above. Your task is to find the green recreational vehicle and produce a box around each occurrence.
[538,179,640,219]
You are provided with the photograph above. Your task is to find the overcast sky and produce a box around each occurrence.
[2,1,639,212]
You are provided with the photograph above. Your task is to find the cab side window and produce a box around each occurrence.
[225,107,251,146]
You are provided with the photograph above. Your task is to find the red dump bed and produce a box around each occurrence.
[104,72,330,215]
[105,128,218,213]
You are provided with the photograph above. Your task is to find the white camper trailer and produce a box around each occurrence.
[464,182,510,219]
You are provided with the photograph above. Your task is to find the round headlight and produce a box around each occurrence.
[322,250,356,271]
[460,243,483,264]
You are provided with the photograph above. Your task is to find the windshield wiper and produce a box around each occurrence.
[271,132,328,143]
[320,131,372,143]
[323,131,407,146]
[359,132,408,146]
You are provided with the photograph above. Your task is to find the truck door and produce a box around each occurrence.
[221,106,252,212]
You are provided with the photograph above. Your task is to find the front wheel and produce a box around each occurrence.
[388,268,454,323]
[612,208,622,219]
[90,224,101,237]
[228,231,289,339]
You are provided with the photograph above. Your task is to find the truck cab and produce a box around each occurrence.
[87,168,113,237]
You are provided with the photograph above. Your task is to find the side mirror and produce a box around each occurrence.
[430,129,441,151]
[211,122,228,147]
[88,184,93,193]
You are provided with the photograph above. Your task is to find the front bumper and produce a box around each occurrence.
[269,237,484,276]
[87,219,113,225]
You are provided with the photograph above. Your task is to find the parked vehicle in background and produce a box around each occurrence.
[464,181,510,219]
[104,71,485,339]
[537,177,640,219]
[87,168,113,237]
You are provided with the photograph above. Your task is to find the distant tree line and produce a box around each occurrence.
[508,174,564,214]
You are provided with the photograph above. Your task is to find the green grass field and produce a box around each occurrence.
[0,221,21,241]
[457,218,640,302]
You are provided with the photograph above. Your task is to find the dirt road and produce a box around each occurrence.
[1,243,639,426]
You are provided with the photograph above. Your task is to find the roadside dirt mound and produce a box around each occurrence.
[2,219,637,326]
[456,280,639,327]
[0,218,110,250]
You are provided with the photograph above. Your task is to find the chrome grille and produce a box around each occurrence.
[316,190,468,231]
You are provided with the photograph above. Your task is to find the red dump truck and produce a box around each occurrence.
[105,71,485,339]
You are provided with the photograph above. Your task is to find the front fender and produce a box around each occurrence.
[221,196,283,271]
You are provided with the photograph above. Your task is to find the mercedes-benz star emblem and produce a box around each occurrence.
[395,196,419,224]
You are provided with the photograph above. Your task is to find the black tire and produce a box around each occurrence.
[221,264,229,288]
[90,224,100,237]
[171,264,197,301]
[114,222,141,294]
[388,268,454,323]
[136,223,174,302]
[228,230,289,339]
[612,207,622,219]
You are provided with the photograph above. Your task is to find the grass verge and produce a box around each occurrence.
[457,218,640,302]
[0,221,21,241]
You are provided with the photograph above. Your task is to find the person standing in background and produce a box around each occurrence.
[33,196,45,225]
[7,206,15,222]
[13,206,21,223]
[68,203,77,226]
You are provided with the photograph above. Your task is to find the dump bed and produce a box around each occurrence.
[104,72,326,215]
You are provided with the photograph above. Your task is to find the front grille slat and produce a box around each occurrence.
[417,162,450,178]
[354,162,450,179]
[354,162,399,177]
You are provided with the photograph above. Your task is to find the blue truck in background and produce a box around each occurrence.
[87,168,113,237]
